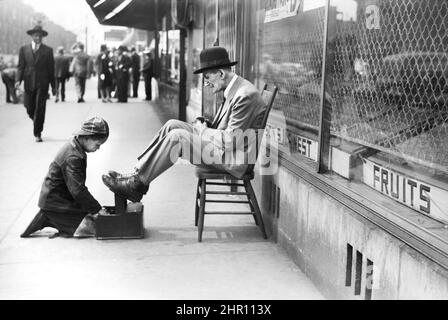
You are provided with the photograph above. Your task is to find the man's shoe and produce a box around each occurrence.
[20,211,50,238]
[102,174,148,203]
[107,170,140,180]
[55,98,59,103]
[35,136,43,142]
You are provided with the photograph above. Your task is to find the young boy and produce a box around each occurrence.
[20,116,109,238]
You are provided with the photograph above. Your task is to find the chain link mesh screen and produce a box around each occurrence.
[257,5,326,132]
[219,0,237,64]
[330,0,448,171]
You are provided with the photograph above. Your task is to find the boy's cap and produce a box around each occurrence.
[73,116,109,136]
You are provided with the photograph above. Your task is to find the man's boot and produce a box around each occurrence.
[102,173,148,202]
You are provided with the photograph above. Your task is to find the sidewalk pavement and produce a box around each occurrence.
[0,79,324,299]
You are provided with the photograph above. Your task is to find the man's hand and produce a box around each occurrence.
[195,116,212,127]
[97,207,109,215]
[193,119,207,135]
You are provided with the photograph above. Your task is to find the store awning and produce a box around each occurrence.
[85,0,170,30]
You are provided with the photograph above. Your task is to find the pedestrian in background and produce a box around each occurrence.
[115,45,131,103]
[70,42,90,103]
[141,49,154,101]
[110,47,118,98]
[1,59,19,104]
[130,46,140,98]
[54,46,70,103]
[96,44,114,103]
[15,24,56,143]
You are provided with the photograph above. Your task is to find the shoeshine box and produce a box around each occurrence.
[96,195,145,240]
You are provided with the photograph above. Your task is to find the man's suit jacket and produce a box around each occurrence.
[201,76,266,177]
[54,55,70,79]
[115,55,132,80]
[16,43,55,92]
[141,59,154,78]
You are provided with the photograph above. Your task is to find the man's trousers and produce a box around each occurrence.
[55,78,66,101]
[74,76,86,99]
[135,119,221,185]
[24,88,47,137]
[143,75,152,100]
[132,72,140,97]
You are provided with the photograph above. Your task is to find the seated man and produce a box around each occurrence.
[102,46,267,202]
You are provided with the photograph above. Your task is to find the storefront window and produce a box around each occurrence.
[159,29,180,84]
[326,0,448,223]
[187,31,204,119]
[255,0,327,167]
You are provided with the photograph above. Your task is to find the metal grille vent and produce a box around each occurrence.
[346,243,374,300]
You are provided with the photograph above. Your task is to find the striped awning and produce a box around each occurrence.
[86,0,170,30]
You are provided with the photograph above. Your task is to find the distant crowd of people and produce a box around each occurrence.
[1,42,155,105]
[0,23,155,142]
[70,42,155,104]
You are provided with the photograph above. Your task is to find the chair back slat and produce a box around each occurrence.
[260,83,278,130]
[246,83,278,174]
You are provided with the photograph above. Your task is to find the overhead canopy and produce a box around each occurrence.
[86,0,171,30]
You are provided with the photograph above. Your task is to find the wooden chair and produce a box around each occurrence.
[194,84,278,241]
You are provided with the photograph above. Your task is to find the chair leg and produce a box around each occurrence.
[245,180,267,239]
[197,179,207,242]
[194,179,201,227]
[246,193,259,225]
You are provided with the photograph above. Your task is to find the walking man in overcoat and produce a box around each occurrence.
[70,42,91,103]
[54,46,70,102]
[15,24,56,142]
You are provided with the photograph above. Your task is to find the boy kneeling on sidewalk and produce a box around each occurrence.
[21,116,109,238]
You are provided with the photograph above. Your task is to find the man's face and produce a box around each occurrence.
[203,70,226,94]
[31,33,43,44]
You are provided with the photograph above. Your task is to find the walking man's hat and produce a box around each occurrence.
[26,25,48,37]
[193,46,238,74]
[118,45,128,52]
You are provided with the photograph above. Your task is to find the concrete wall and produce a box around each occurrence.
[253,165,448,300]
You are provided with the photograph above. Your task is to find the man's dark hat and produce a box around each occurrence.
[193,46,238,74]
[118,45,128,52]
[26,25,48,37]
